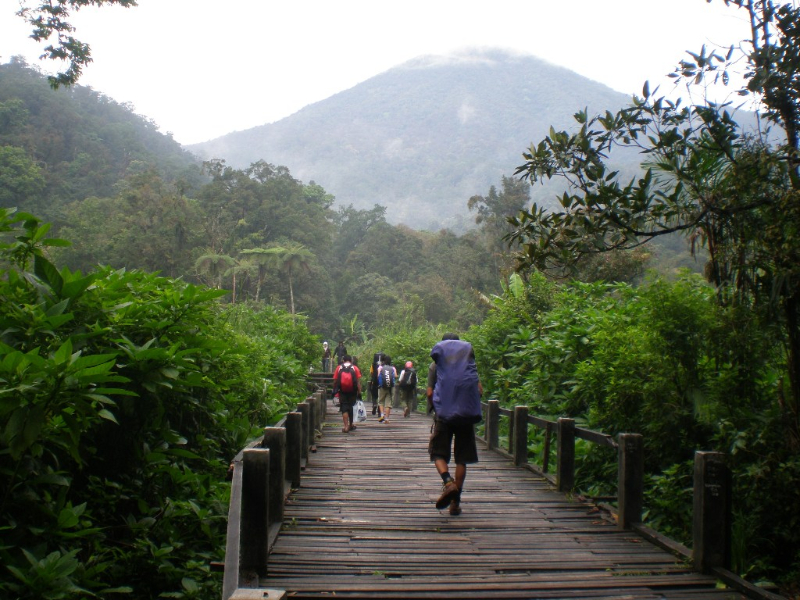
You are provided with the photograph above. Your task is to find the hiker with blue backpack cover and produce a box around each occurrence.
[427,333,483,516]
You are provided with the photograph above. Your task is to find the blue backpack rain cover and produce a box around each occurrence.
[430,340,482,424]
[378,365,395,389]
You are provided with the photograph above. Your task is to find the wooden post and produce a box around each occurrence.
[296,402,310,461]
[513,406,529,466]
[222,460,243,600]
[313,393,323,449]
[306,395,319,446]
[557,418,575,493]
[285,412,302,487]
[261,427,287,526]
[315,389,324,421]
[542,424,552,474]
[693,451,730,573]
[308,394,317,433]
[617,433,643,529]
[240,448,270,577]
[507,410,515,454]
[486,400,500,450]
[312,393,322,451]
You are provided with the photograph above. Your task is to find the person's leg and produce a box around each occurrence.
[430,421,459,509]
[379,389,391,421]
[435,466,459,508]
[434,458,450,476]
[389,386,401,421]
[454,463,467,490]
[450,424,478,514]
[342,410,350,432]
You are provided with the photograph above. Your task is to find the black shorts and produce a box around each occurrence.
[339,392,357,413]
[428,418,478,465]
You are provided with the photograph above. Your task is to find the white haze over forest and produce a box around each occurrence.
[0,0,750,145]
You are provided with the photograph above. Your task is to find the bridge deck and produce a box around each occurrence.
[262,404,743,599]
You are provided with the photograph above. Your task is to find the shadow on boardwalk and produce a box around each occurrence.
[262,403,744,599]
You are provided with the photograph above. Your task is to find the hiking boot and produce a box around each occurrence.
[378,415,385,422]
[349,424,357,431]
[449,498,462,516]
[435,480,460,509]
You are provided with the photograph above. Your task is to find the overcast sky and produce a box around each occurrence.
[1,0,751,145]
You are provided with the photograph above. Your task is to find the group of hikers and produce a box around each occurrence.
[323,335,483,516]
[324,343,419,428]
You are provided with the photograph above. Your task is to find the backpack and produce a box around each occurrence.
[430,340,481,424]
[398,368,417,389]
[337,364,357,394]
[378,365,395,389]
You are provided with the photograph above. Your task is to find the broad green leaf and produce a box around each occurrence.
[97,409,118,424]
[34,254,63,294]
[53,338,74,365]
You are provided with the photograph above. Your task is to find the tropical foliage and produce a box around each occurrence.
[493,1,800,592]
[469,272,799,590]
[0,208,315,598]
[508,0,800,440]
[3,2,800,595]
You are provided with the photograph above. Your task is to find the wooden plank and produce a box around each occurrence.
[257,405,746,599]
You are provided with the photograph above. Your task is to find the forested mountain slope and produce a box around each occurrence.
[189,49,636,230]
[0,58,203,221]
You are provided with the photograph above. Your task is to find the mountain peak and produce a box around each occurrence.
[397,47,533,70]
[189,51,631,231]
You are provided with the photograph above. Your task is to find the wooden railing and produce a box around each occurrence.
[306,371,333,395]
[480,399,781,600]
[218,388,778,600]
[221,389,328,600]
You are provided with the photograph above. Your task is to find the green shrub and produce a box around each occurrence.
[0,210,316,598]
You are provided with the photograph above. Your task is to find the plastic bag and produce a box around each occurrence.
[354,400,367,423]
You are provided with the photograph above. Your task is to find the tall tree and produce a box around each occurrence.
[16,0,138,87]
[468,175,530,270]
[330,204,387,266]
[239,247,274,303]
[508,0,800,442]
[0,145,45,210]
[194,252,234,290]
[263,242,315,316]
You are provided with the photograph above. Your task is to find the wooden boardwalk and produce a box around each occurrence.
[261,404,745,599]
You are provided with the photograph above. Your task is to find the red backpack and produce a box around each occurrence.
[337,364,357,393]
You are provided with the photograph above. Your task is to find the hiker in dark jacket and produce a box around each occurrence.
[333,340,347,365]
